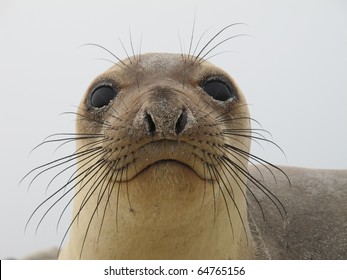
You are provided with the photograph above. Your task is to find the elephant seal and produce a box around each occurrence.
[56,52,274,259]
[23,28,346,260]
[57,52,347,259]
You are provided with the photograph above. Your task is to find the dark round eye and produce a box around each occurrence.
[202,79,235,102]
[90,86,117,108]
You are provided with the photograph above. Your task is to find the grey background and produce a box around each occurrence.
[1,0,346,259]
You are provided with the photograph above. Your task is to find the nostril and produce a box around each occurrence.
[175,109,188,136]
[144,112,156,135]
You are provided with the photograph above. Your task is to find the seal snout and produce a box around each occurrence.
[143,108,188,137]
[137,87,194,138]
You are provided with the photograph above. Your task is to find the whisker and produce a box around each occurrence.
[198,34,250,62]
[207,154,236,240]
[191,26,213,58]
[56,155,109,232]
[97,163,120,242]
[129,26,136,61]
[119,38,132,63]
[230,145,290,186]
[187,11,197,61]
[78,162,115,258]
[30,133,104,153]
[194,23,246,61]
[21,147,102,189]
[203,50,236,62]
[93,57,119,66]
[222,153,287,220]
[201,153,218,226]
[81,43,127,67]
[25,150,104,233]
[219,155,266,221]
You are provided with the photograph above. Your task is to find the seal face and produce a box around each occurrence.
[78,53,245,183]
[54,53,256,259]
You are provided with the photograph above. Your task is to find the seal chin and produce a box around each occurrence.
[127,158,208,195]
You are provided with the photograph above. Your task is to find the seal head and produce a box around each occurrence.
[59,53,253,259]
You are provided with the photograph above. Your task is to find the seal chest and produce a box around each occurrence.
[58,53,254,259]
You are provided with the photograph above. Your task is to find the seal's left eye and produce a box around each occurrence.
[90,86,117,108]
[202,79,235,102]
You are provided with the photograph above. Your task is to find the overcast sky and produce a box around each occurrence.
[1,0,346,259]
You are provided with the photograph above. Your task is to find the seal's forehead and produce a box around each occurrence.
[103,52,227,86]
[114,52,203,82]
[136,53,184,71]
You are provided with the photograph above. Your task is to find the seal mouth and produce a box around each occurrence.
[111,139,218,182]
[133,159,201,180]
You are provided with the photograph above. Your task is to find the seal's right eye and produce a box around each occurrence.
[90,86,117,108]
[202,79,235,102]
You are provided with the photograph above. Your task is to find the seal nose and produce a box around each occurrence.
[132,86,195,138]
[144,107,188,136]
[144,111,156,136]
[175,109,188,135]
